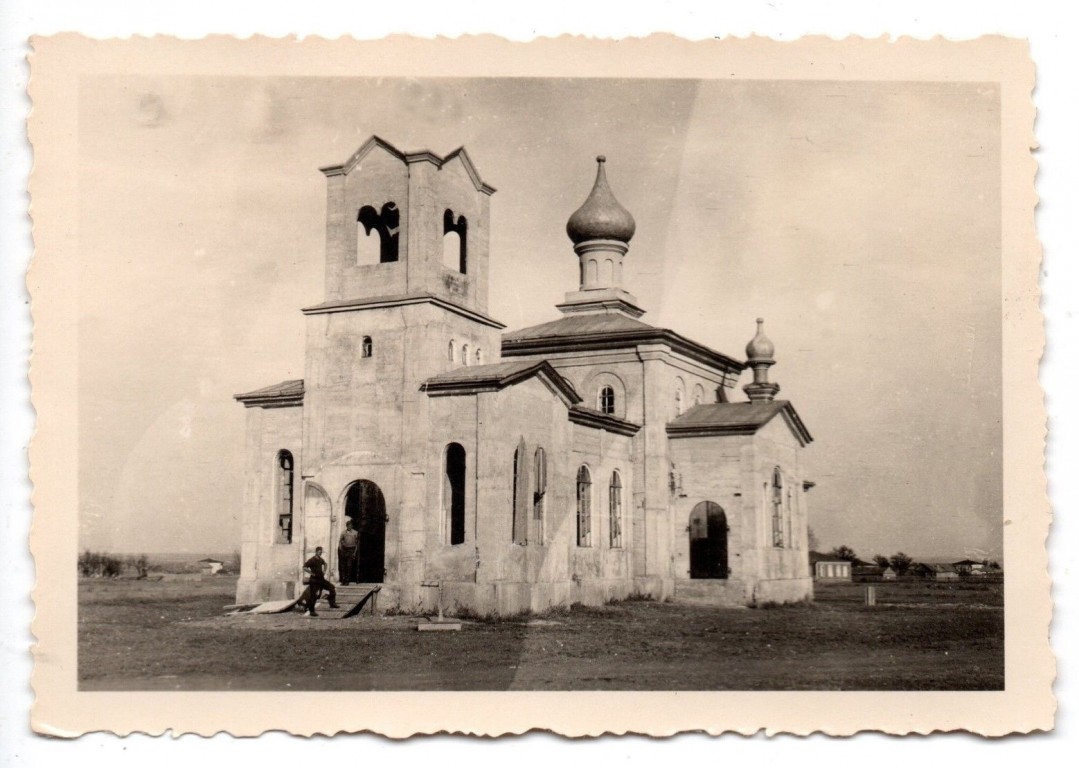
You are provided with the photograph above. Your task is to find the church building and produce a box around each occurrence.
[234,136,815,615]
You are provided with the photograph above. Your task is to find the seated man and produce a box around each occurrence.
[302,546,338,617]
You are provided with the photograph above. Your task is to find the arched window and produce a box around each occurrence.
[771,466,785,548]
[533,447,547,541]
[444,443,466,545]
[511,439,528,545]
[462,343,470,366]
[599,385,616,415]
[361,336,373,358]
[275,450,294,544]
[475,348,483,365]
[448,339,456,362]
[357,202,400,265]
[693,383,704,406]
[576,465,592,547]
[675,389,684,416]
[442,209,468,273]
[609,471,623,548]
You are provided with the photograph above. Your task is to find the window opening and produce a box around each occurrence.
[576,466,592,547]
[275,451,294,544]
[444,443,467,545]
[609,471,623,548]
[442,209,468,273]
[599,385,616,415]
[356,202,400,264]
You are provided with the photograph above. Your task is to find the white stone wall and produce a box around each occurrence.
[235,404,305,604]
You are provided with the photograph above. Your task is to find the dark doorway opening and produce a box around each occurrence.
[345,480,386,583]
[689,501,728,579]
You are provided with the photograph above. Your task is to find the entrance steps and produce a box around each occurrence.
[304,582,383,620]
[673,578,748,607]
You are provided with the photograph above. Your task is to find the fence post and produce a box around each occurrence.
[865,585,876,606]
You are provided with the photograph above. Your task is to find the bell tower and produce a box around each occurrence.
[318,135,496,315]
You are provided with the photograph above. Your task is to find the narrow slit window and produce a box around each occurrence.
[444,443,466,545]
[275,450,294,544]
[511,439,528,545]
[609,471,623,548]
[576,465,592,547]
[772,466,785,548]
[533,447,547,531]
[361,336,372,358]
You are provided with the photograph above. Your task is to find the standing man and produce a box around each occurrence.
[338,519,359,585]
[302,546,338,617]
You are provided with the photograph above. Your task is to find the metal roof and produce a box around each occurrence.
[233,379,304,408]
[666,401,813,445]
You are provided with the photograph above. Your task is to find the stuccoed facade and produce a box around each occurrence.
[234,137,815,615]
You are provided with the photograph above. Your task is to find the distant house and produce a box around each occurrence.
[198,558,225,575]
[852,565,897,582]
[912,562,959,581]
[811,554,852,581]
[952,559,986,575]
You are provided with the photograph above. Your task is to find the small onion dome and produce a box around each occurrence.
[566,156,636,245]
[746,318,775,361]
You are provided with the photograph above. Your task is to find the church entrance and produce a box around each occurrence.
[344,480,386,583]
[689,501,728,579]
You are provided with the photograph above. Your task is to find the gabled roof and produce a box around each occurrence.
[234,379,304,408]
[666,401,813,446]
[318,135,496,195]
[421,361,642,436]
[421,360,582,407]
[568,404,641,437]
[501,313,744,375]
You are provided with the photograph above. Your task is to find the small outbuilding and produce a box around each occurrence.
[199,558,225,576]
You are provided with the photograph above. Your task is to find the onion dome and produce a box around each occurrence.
[566,156,636,245]
[746,318,775,361]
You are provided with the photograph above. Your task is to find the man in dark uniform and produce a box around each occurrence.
[338,519,359,585]
[302,546,338,617]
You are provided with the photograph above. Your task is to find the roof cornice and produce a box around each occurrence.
[502,327,744,375]
[319,136,496,195]
[233,386,305,409]
[302,292,506,329]
[568,406,641,437]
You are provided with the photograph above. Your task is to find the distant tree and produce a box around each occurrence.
[889,552,914,575]
[872,555,890,569]
[101,555,123,578]
[985,559,1001,570]
[829,545,858,562]
[806,527,820,552]
[134,554,149,579]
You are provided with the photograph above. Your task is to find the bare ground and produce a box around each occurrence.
[78,577,1003,691]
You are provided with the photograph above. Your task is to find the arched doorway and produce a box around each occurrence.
[344,480,386,583]
[689,501,728,579]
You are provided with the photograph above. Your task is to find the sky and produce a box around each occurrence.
[77,76,1002,562]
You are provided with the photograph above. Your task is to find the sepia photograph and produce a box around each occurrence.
[26,34,1049,736]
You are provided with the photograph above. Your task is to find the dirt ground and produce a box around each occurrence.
[78,576,1003,691]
